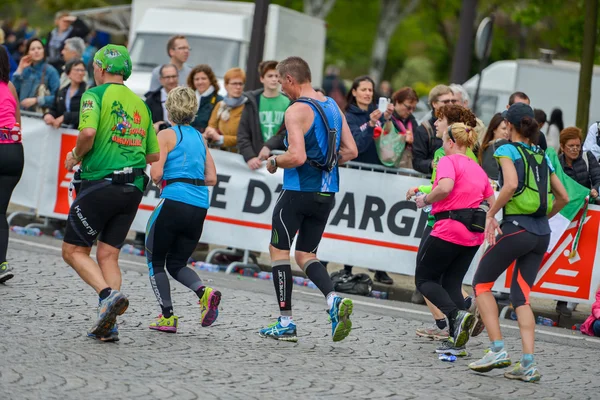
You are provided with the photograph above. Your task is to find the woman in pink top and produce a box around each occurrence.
[0,45,23,284]
[414,123,495,353]
[581,285,600,337]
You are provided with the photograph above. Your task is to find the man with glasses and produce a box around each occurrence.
[145,64,179,133]
[412,84,454,175]
[149,35,191,92]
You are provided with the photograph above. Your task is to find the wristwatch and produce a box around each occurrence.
[270,157,278,167]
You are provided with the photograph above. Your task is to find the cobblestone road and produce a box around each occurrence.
[2,236,599,399]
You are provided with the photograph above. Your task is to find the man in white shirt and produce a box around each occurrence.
[583,121,600,160]
[149,35,191,92]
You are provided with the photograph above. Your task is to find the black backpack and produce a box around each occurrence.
[330,271,373,296]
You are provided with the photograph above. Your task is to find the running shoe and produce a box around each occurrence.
[435,339,468,357]
[259,318,298,342]
[416,323,449,340]
[199,287,221,327]
[88,290,129,337]
[149,314,178,333]
[450,310,474,348]
[330,296,353,342]
[87,323,119,342]
[470,309,486,337]
[469,348,512,372]
[0,262,14,284]
[503,362,541,383]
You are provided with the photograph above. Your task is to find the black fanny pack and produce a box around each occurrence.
[434,208,486,233]
[104,167,146,185]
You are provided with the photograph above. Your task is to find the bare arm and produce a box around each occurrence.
[8,82,21,126]
[75,128,96,159]
[424,178,454,204]
[204,142,217,186]
[547,173,569,219]
[487,158,518,217]
[150,129,176,184]
[273,103,309,169]
[338,109,358,164]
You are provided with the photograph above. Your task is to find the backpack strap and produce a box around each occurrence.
[294,96,338,172]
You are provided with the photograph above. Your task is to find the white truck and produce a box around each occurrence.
[463,57,600,128]
[123,0,326,97]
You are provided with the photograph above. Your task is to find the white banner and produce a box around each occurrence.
[14,116,600,303]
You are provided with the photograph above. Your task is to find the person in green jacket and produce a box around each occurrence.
[407,104,480,344]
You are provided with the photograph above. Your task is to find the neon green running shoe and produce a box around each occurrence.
[199,287,221,327]
[0,262,14,284]
[149,314,178,333]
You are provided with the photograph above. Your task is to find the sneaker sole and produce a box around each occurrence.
[454,313,475,348]
[435,348,468,357]
[0,273,14,284]
[201,290,221,327]
[471,316,485,337]
[149,325,177,333]
[258,332,298,342]
[416,330,449,340]
[469,359,512,373]
[87,332,120,342]
[332,298,353,342]
[504,371,541,382]
[90,296,129,337]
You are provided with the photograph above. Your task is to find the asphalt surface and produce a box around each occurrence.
[2,234,599,399]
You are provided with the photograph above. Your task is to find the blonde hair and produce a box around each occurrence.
[165,87,198,125]
[428,84,453,107]
[448,123,478,149]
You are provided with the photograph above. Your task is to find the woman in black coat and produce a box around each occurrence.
[558,126,600,199]
[43,60,86,128]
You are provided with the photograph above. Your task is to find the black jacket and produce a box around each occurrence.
[559,151,600,191]
[412,115,442,174]
[191,91,223,133]
[345,103,383,165]
[144,88,165,124]
[237,88,288,161]
[45,82,86,127]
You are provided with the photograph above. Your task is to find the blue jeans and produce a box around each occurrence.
[593,319,600,337]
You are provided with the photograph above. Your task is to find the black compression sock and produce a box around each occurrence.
[195,286,206,299]
[435,318,447,330]
[304,260,335,297]
[272,261,293,316]
[464,296,473,310]
[162,307,173,318]
[99,287,112,300]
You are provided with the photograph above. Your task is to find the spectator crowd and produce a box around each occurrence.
[4,17,600,317]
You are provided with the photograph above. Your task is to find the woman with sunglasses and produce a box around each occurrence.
[0,46,23,283]
[386,87,418,168]
[413,122,495,355]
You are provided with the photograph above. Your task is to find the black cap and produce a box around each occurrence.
[501,102,534,128]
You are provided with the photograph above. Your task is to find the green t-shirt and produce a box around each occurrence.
[419,147,479,227]
[78,83,159,191]
[258,93,289,142]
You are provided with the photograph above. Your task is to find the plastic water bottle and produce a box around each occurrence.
[258,271,272,280]
[371,290,382,299]
[306,281,317,289]
[536,316,556,326]
[11,226,42,236]
[438,354,457,362]
[53,230,64,239]
[416,192,432,213]
[510,311,518,321]
[293,276,305,286]
[121,244,144,257]
[479,200,490,213]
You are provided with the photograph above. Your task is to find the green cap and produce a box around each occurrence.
[93,44,132,80]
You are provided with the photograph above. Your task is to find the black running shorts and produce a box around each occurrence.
[270,190,335,253]
[63,180,143,248]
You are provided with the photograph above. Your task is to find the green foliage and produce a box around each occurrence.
[391,56,435,95]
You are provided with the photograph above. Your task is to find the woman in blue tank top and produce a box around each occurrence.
[145,86,221,333]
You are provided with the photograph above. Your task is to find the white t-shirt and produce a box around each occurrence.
[583,122,600,161]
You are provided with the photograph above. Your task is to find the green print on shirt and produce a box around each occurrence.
[259,94,290,142]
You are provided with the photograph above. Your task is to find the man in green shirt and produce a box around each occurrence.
[237,60,290,169]
[62,44,160,342]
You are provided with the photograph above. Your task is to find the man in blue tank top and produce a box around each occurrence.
[259,56,358,342]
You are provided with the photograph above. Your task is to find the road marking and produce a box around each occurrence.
[10,237,600,344]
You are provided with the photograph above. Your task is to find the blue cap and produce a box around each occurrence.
[502,102,534,128]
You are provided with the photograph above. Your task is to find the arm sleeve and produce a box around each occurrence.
[145,113,159,155]
[78,91,101,130]
[347,114,375,155]
[412,125,433,174]
[587,151,600,191]
[236,105,256,161]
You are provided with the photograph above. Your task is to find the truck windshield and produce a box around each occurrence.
[129,33,240,77]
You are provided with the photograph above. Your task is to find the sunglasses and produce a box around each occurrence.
[402,103,415,111]
[439,99,457,105]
